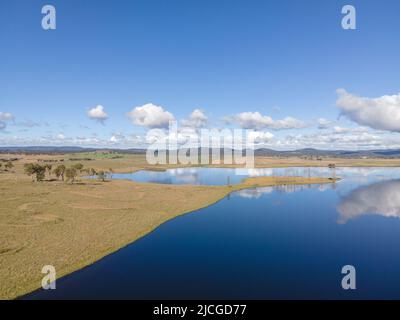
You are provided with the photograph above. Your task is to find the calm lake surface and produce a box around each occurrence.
[26,167,400,299]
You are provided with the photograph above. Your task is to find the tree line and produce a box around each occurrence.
[23,163,113,183]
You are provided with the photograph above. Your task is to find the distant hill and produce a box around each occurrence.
[253,148,400,158]
[0,146,146,154]
[1,146,400,158]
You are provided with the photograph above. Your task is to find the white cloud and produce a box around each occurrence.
[336,89,400,132]
[0,112,14,121]
[181,109,208,128]
[317,118,333,129]
[145,126,199,146]
[2,125,400,150]
[231,112,306,130]
[332,126,350,134]
[110,135,119,143]
[110,132,125,143]
[0,132,147,148]
[248,131,274,144]
[127,103,174,128]
[275,127,394,150]
[87,105,108,123]
[0,112,14,131]
[333,126,369,134]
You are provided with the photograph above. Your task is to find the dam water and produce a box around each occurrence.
[26,167,400,299]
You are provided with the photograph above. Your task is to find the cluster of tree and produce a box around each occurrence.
[0,161,14,172]
[24,162,113,183]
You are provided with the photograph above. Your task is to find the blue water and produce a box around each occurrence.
[25,167,400,299]
[113,166,363,185]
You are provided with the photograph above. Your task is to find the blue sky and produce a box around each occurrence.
[1,0,400,149]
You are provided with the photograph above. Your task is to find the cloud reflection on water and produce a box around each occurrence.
[235,183,334,199]
[337,179,400,224]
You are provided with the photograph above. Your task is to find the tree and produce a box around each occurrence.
[35,166,46,182]
[65,167,78,184]
[53,165,66,181]
[24,163,46,182]
[72,163,84,181]
[24,163,35,181]
[5,161,13,171]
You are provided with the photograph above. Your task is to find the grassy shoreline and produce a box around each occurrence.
[15,176,336,300]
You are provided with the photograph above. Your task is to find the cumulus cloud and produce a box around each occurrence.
[181,109,208,128]
[87,105,108,123]
[230,112,306,130]
[127,103,174,128]
[336,89,400,132]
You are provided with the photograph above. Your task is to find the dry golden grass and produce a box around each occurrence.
[0,152,393,299]
[238,176,338,188]
[252,157,400,168]
[0,177,232,299]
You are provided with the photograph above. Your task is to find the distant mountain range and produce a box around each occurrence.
[253,148,400,158]
[1,146,400,158]
[0,146,146,154]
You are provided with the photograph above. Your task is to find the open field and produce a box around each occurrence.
[3,152,400,174]
[0,152,398,299]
